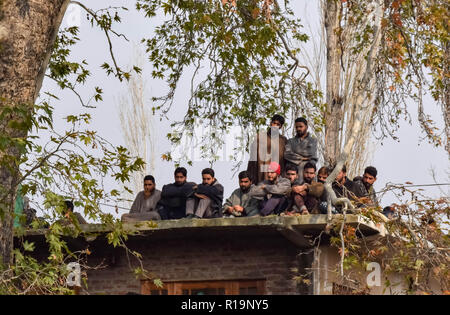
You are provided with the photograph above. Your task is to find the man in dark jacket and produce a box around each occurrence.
[186,168,224,219]
[157,167,196,220]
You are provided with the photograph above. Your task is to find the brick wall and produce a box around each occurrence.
[84,230,307,295]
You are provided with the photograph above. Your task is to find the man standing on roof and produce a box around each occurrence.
[284,117,318,176]
[247,114,288,184]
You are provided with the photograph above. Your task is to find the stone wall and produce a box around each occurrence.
[84,230,307,295]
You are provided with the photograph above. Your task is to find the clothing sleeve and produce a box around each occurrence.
[265,178,291,195]
[306,182,324,198]
[130,192,141,214]
[150,191,162,211]
[247,138,259,183]
[284,139,303,165]
[309,137,318,163]
[196,183,224,203]
[243,197,260,216]
[351,180,366,199]
[74,212,87,224]
[161,184,176,198]
[222,191,235,213]
[249,183,267,198]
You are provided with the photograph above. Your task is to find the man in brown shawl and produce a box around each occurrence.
[247,114,287,184]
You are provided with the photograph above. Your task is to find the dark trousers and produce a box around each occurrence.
[260,196,288,216]
[158,206,186,220]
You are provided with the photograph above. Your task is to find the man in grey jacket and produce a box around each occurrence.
[250,162,291,216]
[122,175,161,222]
[223,171,260,217]
[284,117,318,176]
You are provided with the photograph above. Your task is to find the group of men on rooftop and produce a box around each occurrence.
[123,115,393,222]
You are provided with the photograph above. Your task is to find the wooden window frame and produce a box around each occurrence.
[141,279,266,295]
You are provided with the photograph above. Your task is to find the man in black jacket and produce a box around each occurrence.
[157,167,196,220]
[186,168,224,219]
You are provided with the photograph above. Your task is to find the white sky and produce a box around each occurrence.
[37,1,449,219]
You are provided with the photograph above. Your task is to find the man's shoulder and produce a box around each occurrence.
[306,133,317,143]
[231,187,243,195]
[153,189,162,196]
[135,190,145,198]
[278,177,291,185]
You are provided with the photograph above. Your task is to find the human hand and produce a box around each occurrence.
[195,193,208,199]
[234,205,244,212]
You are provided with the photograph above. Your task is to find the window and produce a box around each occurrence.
[141,280,266,295]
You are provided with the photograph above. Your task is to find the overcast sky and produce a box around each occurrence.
[37,0,449,219]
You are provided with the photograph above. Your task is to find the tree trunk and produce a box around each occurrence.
[323,0,343,167]
[444,41,450,157]
[0,0,69,266]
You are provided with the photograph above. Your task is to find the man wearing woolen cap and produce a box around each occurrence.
[249,161,291,216]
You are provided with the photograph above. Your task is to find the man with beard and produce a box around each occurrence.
[185,168,224,219]
[247,114,287,184]
[285,162,324,215]
[250,161,291,216]
[222,171,260,217]
[353,166,379,207]
[157,167,196,220]
[284,117,318,176]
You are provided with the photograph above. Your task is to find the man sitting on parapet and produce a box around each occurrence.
[283,163,324,215]
[60,200,87,225]
[330,164,361,212]
[157,167,196,220]
[122,175,161,222]
[185,168,224,219]
[284,117,318,176]
[352,166,379,207]
[250,161,291,216]
[222,171,260,218]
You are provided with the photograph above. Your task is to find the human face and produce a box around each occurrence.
[174,172,186,185]
[267,171,278,182]
[335,170,345,184]
[303,167,316,184]
[285,170,298,184]
[143,180,155,196]
[202,174,214,185]
[239,177,252,191]
[295,121,307,137]
[270,120,282,129]
[363,173,376,187]
[318,172,328,183]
